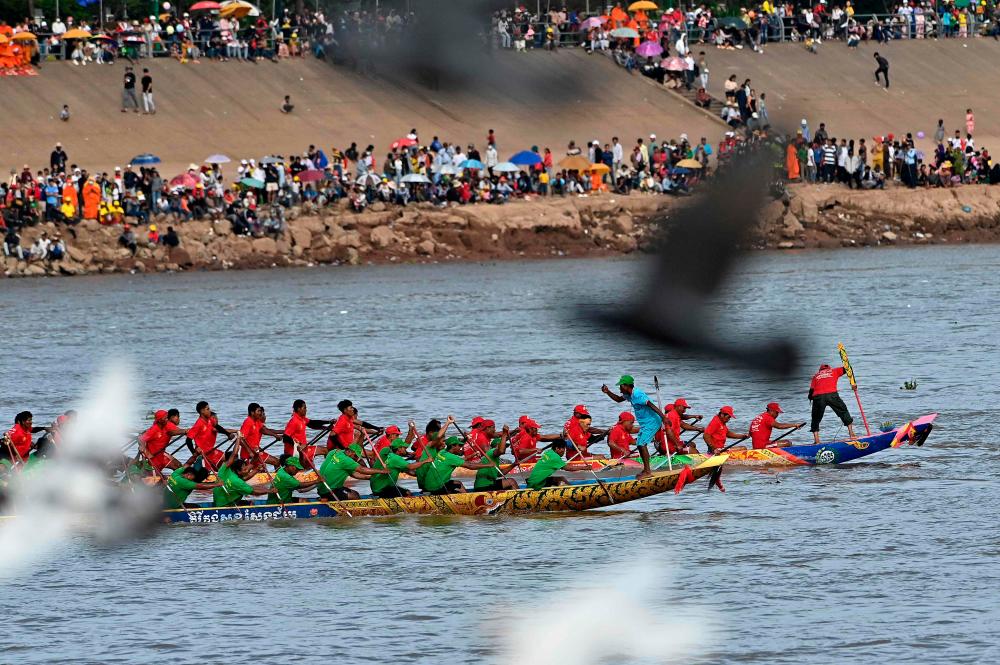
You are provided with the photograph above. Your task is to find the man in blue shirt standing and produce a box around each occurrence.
[602,374,670,479]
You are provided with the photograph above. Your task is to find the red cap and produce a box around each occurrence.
[720,406,735,417]
[573,404,590,417]
[766,402,783,414]
[619,412,636,422]
[674,398,690,408]
[154,409,168,420]
[471,416,485,428]
[385,425,401,435]
[518,415,530,425]
[55,415,69,426]
[522,418,540,429]
[481,419,496,429]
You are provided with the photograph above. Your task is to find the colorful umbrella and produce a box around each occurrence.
[628,0,658,10]
[391,137,417,150]
[460,159,485,170]
[11,32,38,41]
[204,154,231,164]
[675,159,704,169]
[170,173,199,189]
[587,163,611,174]
[661,56,686,71]
[558,155,593,171]
[61,29,93,39]
[219,1,258,18]
[356,174,380,187]
[636,40,663,57]
[0,35,8,45]
[240,177,264,188]
[509,150,543,166]
[296,169,325,183]
[610,27,640,38]
[129,153,161,165]
[189,0,222,9]
[579,16,606,30]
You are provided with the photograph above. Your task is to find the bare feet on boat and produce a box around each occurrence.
[636,470,653,480]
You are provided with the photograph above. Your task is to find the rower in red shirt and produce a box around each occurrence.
[3,411,49,464]
[139,408,183,472]
[328,399,378,452]
[510,416,562,462]
[373,424,404,458]
[749,402,805,449]
[702,406,749,454]
[411,417,452,459]
[283,399,332,466]
[238,402,284,469]
[463,417,496,461]
[809,363,856,444]
[563,405,606,459]
[184,401,235,471]
[608,412,637,458]
[662,398,705,454]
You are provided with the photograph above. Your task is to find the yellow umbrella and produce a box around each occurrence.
[11,32,38,41]
[61,28,93,39]
[220,1,256,18]
[629,0,658,11]
[676,158,704,169]
[587,162,611,174]
[558,155,594,171]
[0,34,7,45]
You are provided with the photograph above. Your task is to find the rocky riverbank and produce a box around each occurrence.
[4,186,1000,278]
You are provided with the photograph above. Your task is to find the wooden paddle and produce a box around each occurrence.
[653,375,672,471]
[452,420,518,485]
[769,423,804,446]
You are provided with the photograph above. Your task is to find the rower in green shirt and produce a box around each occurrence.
[213,449,272,507]
[421,435,496,495]
[317,443,388,501]
[527,439,593,490]
[474,424,519,492]
[370,439,432,498]
[266,455,322,504]
[164,456,220,509]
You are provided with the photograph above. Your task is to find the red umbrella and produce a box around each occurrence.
[391,137,417,150]
[297,169,325,183]
[189,1,222,10]
[169,173,199,189]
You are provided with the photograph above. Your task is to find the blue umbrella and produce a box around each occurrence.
[460,159,485,170]
[509,150,543,166]
[240,177,265,188]
[130,153,161,165]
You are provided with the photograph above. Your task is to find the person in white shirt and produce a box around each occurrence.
[52,18,66,35]
[612,136,624,173]
[485,144,498,171]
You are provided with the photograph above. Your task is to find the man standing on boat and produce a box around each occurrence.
[283,399,332,465]
[601,375,667,479]
[750,403,804,449]
[809,363,857,444]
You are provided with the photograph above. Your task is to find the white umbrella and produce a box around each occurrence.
[261,155,283,164]
[494,162,520,173]
[401,173,431,184]
[356,174,380,187]
[439,164,458,175]
[204,154,231,164]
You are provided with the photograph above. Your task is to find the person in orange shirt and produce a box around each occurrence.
[61,181,78,217]
[81,178,101,220]
[139,408,184,472]
[607,412,637,458]
[182,401,235,471]
[3,411,50,464]
[238,402,284,469]
[702,406,749,454]
[282,399,332,466]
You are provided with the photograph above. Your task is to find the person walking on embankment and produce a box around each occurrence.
[873,52,890,89]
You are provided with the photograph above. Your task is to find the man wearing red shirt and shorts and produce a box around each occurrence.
[608,412,637,458]
[809,363,856,444]
[139,408,183,472]
[3,411,49,464]
[239,402,284,469]
[563,405,605,459]
[186,401,235,471]
[662,398,704,454]
[749,402,805,449]
[702,406,748,454]
[283,399,332,466]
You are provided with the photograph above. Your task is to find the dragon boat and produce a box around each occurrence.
[161,454,728,524]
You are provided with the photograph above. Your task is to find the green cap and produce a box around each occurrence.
[445,436,462,447]
[617,374,635,386]
[348,443,364,457]
[390,438,408,450]
[285,456,304,470]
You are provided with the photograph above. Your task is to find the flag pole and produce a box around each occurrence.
[837,343,871,436]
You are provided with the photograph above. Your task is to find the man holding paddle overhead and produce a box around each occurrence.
[601,375,668,479]
[809,363,857,444]
[283,399,332,465]
[750,403,805,449]
[703,406,749,454]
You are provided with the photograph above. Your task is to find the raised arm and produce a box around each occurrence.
[601,384,627,403]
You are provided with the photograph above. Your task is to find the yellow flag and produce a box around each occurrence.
[837,343,857,388]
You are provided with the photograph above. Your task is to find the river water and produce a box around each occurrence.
[0,246,997,664]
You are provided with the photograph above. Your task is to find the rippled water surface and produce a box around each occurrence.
[1,246,998,664]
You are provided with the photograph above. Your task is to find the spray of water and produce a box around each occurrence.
[0,364,159,578]
[500,561,709,664]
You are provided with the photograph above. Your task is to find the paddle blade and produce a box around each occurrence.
[673,465,695,494]
[707,466,725,492]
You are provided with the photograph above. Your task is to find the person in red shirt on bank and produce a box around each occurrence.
[3,411,50,464]
[608,412,637,458]
[139,408,184,472]
[749,402,805,449]
[185,401,235,471]
[238,402,284,469]
[283,399,332,466]
[702,406,749,454]
[661,398,705,454]
[809,363,856,444]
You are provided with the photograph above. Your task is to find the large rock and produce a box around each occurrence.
[610,214,634,234]
[290,227,312,250]
[416,239,436,255]
[369,225,399,249]
[761,200,786,227]
[782,214,804,238]
[252,237,277,254]
[168,247,193,266]
[67,246,91,264]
